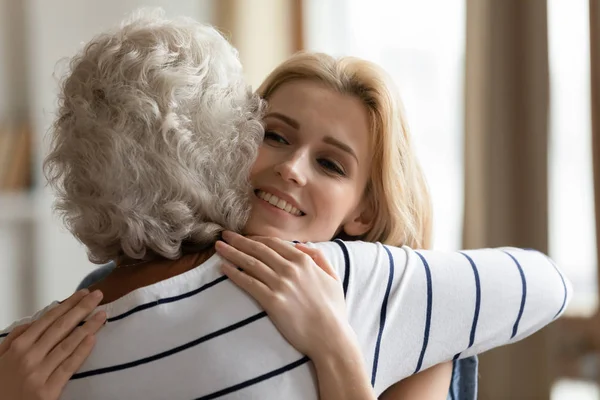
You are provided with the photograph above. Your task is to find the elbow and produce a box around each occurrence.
[553,272,573,320]
[530,250,573,320]
[541,253,572,321]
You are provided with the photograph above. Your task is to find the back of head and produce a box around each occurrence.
[258,52,432,248]
[44,9,264,263]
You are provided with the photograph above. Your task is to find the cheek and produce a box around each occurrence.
[314,185,359,222]
[249,145,270,179]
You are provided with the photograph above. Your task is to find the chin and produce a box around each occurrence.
[243,224,290,240]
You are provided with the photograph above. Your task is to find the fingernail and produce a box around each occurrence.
[91,290,103,299]
[93,311,107,321]
[62,288,89,303]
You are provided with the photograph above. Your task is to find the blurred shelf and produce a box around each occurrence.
[0,192,36,223]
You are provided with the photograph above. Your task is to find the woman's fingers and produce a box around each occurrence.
[0,323,31,357]
[38,311,106,382]
[220,231,288,275]
[246,236,303,262]
[34,290,104,359]
[215,240,280,289]
[221,262,272,306]
[0,290,105,400]
[220,232,339,282]
[243,235,338,280]
[45,334,97,397]
[13,290,91,350]
[294,243,339,280]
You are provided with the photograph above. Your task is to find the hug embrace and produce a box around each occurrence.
[0,9,570,400]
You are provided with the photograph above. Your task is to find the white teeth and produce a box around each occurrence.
[256,190,303,216]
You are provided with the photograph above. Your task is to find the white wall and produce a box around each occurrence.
[0,0,216,327]
[0,0,28,119]
[0,0,35,327]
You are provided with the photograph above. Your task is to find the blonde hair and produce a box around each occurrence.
[44,10,264,263]
[257,52,432,248]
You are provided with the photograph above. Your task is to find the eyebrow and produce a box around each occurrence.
[264,112,300,129]
[265,112,359,163]
[323,136,359,163]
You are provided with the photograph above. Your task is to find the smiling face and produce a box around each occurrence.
[243,79,374,243]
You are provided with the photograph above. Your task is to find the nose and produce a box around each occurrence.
[273,152,308,186]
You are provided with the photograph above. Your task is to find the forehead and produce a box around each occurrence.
[265,80,371,143]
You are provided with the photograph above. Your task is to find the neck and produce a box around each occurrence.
[88,248,216,306]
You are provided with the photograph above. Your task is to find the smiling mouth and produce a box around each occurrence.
[254,190,305,216]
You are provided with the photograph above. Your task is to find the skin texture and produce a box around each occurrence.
[0,290,106,400]
[244,80,375,242]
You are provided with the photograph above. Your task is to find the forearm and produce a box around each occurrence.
[311,325,377,400]
[314,241,572,378]
[380,362,453,400]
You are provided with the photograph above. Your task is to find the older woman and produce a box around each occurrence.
[0,10,570,400]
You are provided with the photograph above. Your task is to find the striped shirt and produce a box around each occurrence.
[0,241,571,399]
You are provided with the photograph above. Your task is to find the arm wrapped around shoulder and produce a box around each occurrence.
[398,246,571,369]
[308,240,571,389]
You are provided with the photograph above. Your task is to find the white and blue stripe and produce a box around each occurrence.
[0,243,571,400]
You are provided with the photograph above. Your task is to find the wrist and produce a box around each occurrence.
[311,322,362,366]
[310,323,376,400]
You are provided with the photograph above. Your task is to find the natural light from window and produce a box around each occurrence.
[548,0,597,318]
[549,0,596,397]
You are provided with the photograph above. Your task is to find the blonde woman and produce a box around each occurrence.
[0,12,570,400]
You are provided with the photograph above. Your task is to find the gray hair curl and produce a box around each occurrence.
[44,10,264,263]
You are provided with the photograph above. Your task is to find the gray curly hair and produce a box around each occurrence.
[44,10,264,263]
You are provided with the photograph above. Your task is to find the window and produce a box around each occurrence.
[548,0,596,397]
[548,0,596,317]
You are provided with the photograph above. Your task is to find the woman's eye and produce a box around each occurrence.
[318,159,345,176]
[264,131,289,145]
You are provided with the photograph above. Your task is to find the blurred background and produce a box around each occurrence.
[0,0,597,398]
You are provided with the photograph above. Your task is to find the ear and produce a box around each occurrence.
[342,200,375,238]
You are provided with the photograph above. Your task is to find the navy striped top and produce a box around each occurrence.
[0,241,571,399]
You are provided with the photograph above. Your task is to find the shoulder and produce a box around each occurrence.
[308,240,412,260]
[307,240,412,275]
